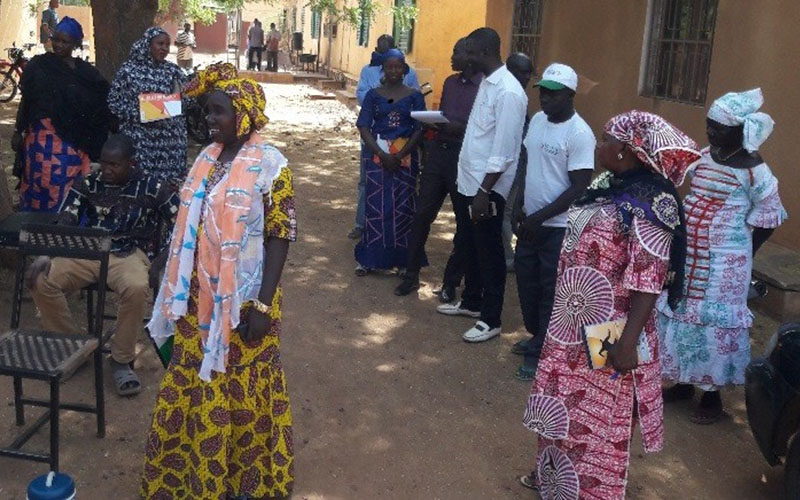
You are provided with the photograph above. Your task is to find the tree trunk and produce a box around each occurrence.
[91,0,159,80]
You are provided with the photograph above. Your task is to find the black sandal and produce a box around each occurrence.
[662,383,695,403]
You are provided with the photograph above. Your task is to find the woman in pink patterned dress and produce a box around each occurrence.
[658,89,787,424]
[521,111,700,499]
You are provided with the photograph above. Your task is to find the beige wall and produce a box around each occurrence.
[487,0,799,249]
[0,0,38,54]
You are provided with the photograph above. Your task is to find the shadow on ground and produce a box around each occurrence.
[0,84,787,499]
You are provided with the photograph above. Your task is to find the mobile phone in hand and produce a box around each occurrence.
[468,201,498,218]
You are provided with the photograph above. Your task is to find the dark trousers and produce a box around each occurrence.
[406,141,465,288]
[514,227,565,367]
[454,191,506,328]
[248,47,263,70]
[266,50,279,71]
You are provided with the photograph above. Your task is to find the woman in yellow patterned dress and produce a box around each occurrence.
[142,63,296,499]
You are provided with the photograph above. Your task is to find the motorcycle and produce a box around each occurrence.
[745,320,800,499]
[0,43,34,103]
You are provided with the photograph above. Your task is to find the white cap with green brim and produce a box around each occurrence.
[535,63,578,91]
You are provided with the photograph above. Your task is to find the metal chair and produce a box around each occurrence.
[0,223,111,471]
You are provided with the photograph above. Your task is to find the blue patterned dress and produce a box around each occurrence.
[355,88,425,269]
[657,149,787,388]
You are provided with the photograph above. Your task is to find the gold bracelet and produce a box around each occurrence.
[251,299,271,315]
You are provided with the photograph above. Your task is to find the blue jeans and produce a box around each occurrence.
[515,227,565,369]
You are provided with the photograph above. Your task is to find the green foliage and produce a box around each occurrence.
[158,0,280,25]
[392,2,417,32]
[306,0,417,29]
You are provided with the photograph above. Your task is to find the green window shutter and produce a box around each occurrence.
[358,0,370,47]
[312,10,321,39]
[393,0,415,53]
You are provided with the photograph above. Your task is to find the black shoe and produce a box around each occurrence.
[439,284,456,303]
[394,275,420,296]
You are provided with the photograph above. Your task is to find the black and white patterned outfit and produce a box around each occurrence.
[109,27,189,184]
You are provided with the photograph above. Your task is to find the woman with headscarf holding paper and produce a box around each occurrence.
[142,62,296,499]
[11,16,111,211]
[658,88,787,424]
[521,111,699,499]
[109,27,188,183]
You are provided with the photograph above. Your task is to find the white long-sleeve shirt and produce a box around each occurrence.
[457,65,527,199]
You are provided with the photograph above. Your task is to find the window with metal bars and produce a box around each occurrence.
[510,0,545,75]
[393,0,415,53]
[641,0,718,105]
[357,1,371,47]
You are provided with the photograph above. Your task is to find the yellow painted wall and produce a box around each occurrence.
[0,0,38,55]
[305,0,488,108]
[482,0,800,249]
[410,0,488,108]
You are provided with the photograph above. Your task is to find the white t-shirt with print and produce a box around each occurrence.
[523,110,596,227]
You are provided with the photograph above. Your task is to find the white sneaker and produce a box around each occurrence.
[436,301,481,318]
[463,321,501,342]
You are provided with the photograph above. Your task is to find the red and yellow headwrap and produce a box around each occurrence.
[184,62,269,137]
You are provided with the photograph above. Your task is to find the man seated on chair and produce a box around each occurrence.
[29,134,179,397]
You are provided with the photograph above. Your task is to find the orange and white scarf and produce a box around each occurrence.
[148,133,286,381]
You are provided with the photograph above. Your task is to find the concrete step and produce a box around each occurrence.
[239,70,294,84]
[318,79,346,90]
[334,90,358,109]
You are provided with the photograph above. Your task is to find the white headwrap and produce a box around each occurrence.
[707,88,774,153]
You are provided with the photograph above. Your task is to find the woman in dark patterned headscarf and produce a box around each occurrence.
[108,27,188,183]
[12,16,111,211]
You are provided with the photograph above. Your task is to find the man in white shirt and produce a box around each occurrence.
[510,63,595,379]
[437,27,527,343]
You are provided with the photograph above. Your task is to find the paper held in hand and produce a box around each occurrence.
[410,111,450,124]
[139,92,183,123]
[582,317,651,370]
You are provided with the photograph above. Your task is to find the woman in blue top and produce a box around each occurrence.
[355,49,426,274]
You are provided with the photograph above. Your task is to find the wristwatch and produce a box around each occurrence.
[251,299,272,315]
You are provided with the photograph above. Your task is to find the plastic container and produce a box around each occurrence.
[27,471,76,500]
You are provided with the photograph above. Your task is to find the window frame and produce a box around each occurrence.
[640,0,719,106]
[510,0,545,75]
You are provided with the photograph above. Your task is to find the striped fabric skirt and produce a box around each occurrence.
[20,118,90,212]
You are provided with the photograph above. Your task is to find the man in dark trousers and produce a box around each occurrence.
[395,38,482,297]
[436,28,527,343]
[502,52,535,271]
[511,63,595,379]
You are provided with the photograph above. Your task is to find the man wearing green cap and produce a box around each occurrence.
[510,62,595,380]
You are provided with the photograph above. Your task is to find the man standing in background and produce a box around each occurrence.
[511,63,595,379]
[395,38,481,298]
[41,0,59,53]
[266,22,282,72]
[174,22,196,70]
[436,28,527,343]
[248,19,265,71]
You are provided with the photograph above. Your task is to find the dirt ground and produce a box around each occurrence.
[0,83,790,499]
